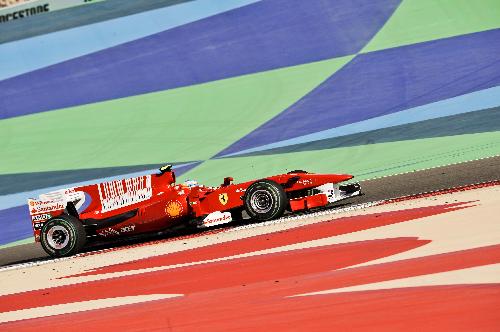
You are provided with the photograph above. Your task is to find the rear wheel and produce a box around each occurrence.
[244,180,286,221]
[40,214,86,257]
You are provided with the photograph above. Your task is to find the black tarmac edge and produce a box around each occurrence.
[1,155,499,267]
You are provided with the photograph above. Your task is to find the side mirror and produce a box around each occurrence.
[222,177,233,186]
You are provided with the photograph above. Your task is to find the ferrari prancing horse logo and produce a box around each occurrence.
[219,193,229,205]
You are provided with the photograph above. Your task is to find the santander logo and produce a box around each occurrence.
[202,211,232,228]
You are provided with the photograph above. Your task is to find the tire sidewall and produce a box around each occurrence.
[40,216,83,257]
[244,180,286,221]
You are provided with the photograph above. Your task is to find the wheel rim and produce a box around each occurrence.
[250,190,274,214]
[47,225,70,249]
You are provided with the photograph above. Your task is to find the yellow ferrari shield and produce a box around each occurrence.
[218,193,229,205]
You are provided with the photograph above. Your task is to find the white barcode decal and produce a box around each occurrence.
[98,175,152,212]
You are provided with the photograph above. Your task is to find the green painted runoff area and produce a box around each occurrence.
[0,56,353,175]
[363,0,500,52]
[179,131,500,186]
[0,237,34,250]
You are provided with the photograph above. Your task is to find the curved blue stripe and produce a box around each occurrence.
[217,29,500,156]
[0,0,260,81]
[0,0,401,119]
[220,86,500,157]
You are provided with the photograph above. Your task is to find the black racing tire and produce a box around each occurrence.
[40,214,86,257]
[244,180,286,221]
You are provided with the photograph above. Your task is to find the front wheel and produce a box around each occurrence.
[244,180,286,221]
[40,214,86,257]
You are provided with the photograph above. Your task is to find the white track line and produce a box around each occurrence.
[359,154,499,182]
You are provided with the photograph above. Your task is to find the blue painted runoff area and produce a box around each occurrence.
[217,29,500,156]
[0,205,32,246]
[0,0,400,119]
[0,0,260,81]
[220,86,500,157]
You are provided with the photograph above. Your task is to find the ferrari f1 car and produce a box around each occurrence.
[27,166,361,257]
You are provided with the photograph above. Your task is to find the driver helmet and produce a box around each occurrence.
[182,179,198,188]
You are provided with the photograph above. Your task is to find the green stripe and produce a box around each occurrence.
[179,131,500,186]
[0,237,34,250]
[0,55,353,175]
[363,0,500,53]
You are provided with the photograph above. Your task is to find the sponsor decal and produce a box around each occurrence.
[0,0,104,24]
[201,211,232,228]
[28,199,65,215]
[165,201,183,218]
[32,214,51,222]
[33,222,44,230]
[218,193,229,205]
[39,187,82,203]
[97,227,120,238]
[0,3,48,23]
[120,224,136,233]
[297,179,313,186]
[97,175,152,213]
[98,224,136,238]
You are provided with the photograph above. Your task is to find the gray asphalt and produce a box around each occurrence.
[1,155,499,267]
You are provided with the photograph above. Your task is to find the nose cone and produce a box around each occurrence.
[338,174,354,181]
[329,174,354,183]
[313,173,354,184]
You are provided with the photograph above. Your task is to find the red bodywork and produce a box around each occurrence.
[28,170,355,242]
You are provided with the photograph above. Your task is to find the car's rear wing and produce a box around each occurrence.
[27,188,85,241]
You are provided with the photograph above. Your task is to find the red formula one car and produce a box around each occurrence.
[27,165,361,257]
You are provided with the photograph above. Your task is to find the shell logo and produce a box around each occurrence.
[165,201,183,218]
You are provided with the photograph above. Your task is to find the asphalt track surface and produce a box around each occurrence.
[1,155,498,267]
